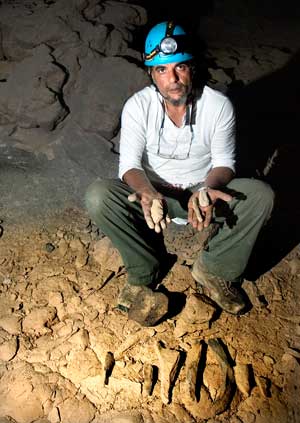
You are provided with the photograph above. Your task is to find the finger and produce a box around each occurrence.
[151,198,164,224]
[188,207,196,226]
[214,190,233,203]
[142,205,155,229]
[203,207,212,228]
[197,220,204,231]
[190,210,200,229]
[166,214,171,224]
[145,215,155,230]
[160,220,166,230]
[128,193,138,202]
[192,196,203,223]
[154,223,161,233]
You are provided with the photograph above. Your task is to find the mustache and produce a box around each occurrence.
[168,83,185,90]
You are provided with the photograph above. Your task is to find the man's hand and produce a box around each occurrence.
[188,188,232,231]
[128,191,171,233]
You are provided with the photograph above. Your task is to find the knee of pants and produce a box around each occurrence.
[85,179,112,218]
[242,178,275,215]
[250,179,274,207]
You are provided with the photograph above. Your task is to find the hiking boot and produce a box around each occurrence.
[191,258,246,315]
[117,284,169,327]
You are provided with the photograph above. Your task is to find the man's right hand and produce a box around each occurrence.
[128,191,171,233]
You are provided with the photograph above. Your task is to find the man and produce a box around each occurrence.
[85,22,274,325]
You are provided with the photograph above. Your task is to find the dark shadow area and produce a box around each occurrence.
[151,365,159,395]
[131,0,214,47]
[156,286,186,321]
[196,340,207,401]
[227,49,300,280]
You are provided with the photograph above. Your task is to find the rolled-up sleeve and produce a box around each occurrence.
[118,96,146,180]
[211,97,236,172]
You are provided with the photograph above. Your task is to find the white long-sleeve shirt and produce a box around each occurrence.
[119,84,236,189]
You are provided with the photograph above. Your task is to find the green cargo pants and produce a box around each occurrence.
[85,178,274,285]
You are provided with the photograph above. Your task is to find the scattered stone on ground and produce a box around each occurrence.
[0,209,299,422]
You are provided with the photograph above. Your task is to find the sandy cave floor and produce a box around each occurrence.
[0,209,300,423]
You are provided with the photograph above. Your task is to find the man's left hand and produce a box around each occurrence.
[188,188,232,231]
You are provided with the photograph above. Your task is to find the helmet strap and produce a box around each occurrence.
[165,21,175,38]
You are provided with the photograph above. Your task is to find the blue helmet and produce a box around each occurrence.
[143,21,194,66]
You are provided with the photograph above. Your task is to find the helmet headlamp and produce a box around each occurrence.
[143,21,192,64]
[160,36,178,54]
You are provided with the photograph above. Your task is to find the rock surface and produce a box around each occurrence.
[0,211,299,422]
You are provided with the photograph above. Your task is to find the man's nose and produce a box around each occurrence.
[168,68,179,82]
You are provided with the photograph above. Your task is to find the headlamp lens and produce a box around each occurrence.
[160,37,177,54]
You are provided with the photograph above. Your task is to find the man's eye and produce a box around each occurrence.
[176,64,187,71]
[156,67,165,73]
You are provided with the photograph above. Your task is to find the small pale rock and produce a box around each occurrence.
[185,340,203,402]
[114,329,155,360]
[155,342,181,404]
[69,239,84,250]
[180,294,215,325]
[22,307,57,335]
[110,413,144,423]
[143,362,154,396]
[69,329,90,349]
[263,354,275,367]
[59,349,102,385]
[48,291,63,306]
[75,250,89,269]
[255,375,271,398]
[92,237,123,272]
[56,229,65,238]
[0,337,18,361]
[234,363,251,397]
[58,397,95,423]
[54,320,74,338]
[169,403,195,423]
[48,406,60,423]
[57,238,69,256]
[0,315,22,335]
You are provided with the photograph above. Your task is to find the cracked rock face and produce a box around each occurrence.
[0,0,148,215]
[0,0,148,140]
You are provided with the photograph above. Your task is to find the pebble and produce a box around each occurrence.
[0,337,18,361]
[263,354,275,367]
[45,243,55,253]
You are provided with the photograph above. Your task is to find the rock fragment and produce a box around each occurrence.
[234,363,252,397]
[155,342,181,404]
[58,397,95,423]
[143,362,154,396]
[22,306,57,335]
[92,237,123,272]
[0,337,18,361]
[114,328,155,360]
[0,314,22,335]
[255,375,271,398]
[185,340,203,402]
[174,294,215,337]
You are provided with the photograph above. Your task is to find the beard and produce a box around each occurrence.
[161,82,192,106]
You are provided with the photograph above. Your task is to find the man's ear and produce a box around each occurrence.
[147,67,155,85]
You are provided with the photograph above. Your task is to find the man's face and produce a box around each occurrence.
[150,62,192,106]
